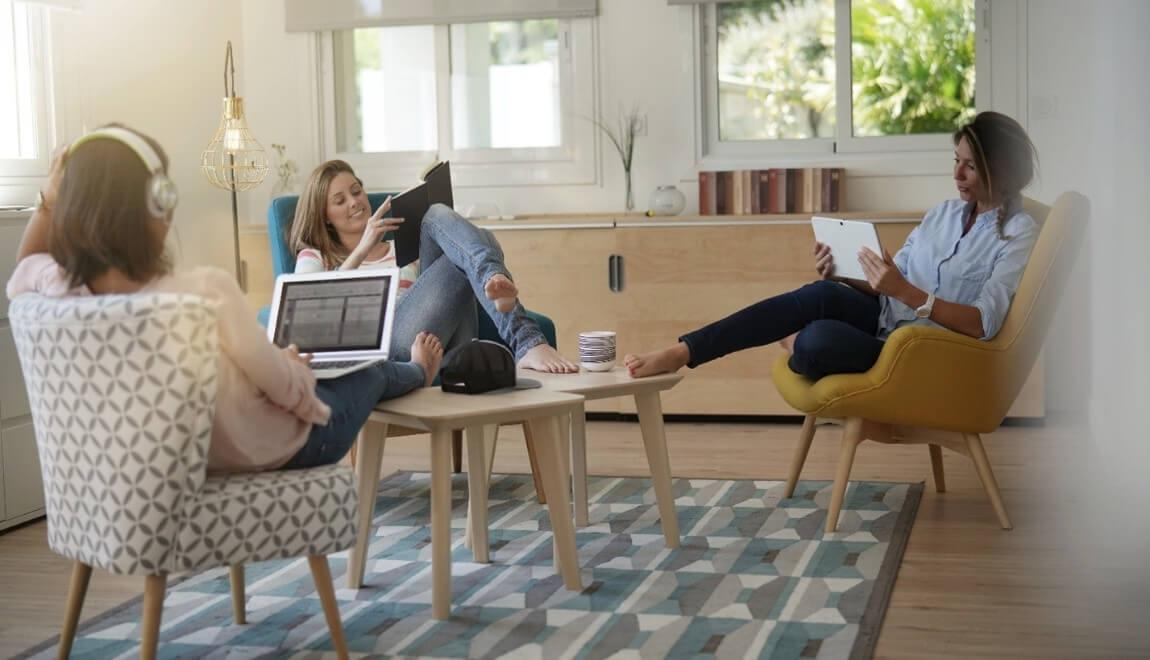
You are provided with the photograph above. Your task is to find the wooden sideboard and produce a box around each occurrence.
[239,211,1045,418]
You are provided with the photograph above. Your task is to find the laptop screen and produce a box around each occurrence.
[271,273,394,353]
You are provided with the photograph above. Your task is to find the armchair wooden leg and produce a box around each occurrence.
[452,429,463,473]
[140,574,167,660]
[929,444,947,493]
[308,555,350,660]
[58,561,92,660]
[784,415,818,498]
[522,422,547,504]
[229,565,246,624]
[825,417,864,534]
[964,433,1013,530]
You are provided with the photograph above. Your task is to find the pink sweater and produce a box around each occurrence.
[6,254,330,472]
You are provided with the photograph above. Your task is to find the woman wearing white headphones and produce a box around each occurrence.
[7,124,445,473]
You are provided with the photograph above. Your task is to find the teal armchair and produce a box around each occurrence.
[261,193,556,350]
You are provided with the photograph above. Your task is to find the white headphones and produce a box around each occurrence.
[70,127,179,218]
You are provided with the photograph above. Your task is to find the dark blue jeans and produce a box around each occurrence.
[280,360,425,470]
[679,280,886,381]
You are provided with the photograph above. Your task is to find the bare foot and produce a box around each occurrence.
[485,273,519,313]
[410,331,444,386]
[779,332,798,356]
[624,342,690,378]
[517,344,579,374]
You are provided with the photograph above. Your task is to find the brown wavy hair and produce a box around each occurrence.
[953,111,1039,240]
[51,124,172,287]
[288,159,361,269]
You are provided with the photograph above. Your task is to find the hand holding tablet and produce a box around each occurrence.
[810,216,884,281]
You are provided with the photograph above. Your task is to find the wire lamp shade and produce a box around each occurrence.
[201,42,268,191]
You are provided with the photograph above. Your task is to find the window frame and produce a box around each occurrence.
[697,0,991,166]
[0,1,54,181]
[317,18,598,190]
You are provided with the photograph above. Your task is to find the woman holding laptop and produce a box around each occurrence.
[626,111,1040,381]
[7,125,443,472]
[289,160,578,374]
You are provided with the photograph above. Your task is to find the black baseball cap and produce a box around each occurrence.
[439,339,542,394]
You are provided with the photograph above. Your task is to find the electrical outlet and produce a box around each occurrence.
[635,113,648,137]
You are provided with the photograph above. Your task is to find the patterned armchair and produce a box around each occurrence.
[9,293,356,659]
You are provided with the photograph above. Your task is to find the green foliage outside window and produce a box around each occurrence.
[851,0,976,136]
[718,0,975,140]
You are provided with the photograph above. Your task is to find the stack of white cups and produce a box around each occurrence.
[578,331,617,372]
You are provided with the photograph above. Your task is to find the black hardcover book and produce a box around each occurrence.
[390,161,453,267]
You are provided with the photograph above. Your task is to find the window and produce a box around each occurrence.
[322,18,596,187]
[0,0,52,178]
[701,0,987,160]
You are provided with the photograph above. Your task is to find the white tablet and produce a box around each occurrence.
[810,216,883,281]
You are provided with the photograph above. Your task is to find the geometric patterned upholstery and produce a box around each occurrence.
[8,293,357,576]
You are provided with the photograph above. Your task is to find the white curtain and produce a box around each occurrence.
[285,0,598,32]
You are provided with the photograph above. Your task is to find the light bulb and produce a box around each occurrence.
[223,125,244,152]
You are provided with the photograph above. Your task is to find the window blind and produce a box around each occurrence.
[285,0,598,32]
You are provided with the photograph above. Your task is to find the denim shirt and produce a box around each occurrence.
[878,199,1039,341]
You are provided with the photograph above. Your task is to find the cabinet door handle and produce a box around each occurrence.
[608,254,625,293]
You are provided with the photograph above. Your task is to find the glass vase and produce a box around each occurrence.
[624,168,634,211]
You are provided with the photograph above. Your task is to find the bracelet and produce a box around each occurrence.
[36,190,52,212]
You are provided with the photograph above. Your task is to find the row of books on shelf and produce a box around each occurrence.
[698,168,845,216]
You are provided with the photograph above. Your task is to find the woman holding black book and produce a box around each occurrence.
[626,111,1040,381]
[289,159,576,373]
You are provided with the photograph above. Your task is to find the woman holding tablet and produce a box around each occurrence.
[626,111,1040,381]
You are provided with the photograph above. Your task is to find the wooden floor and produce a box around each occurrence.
[2,419,1148,658]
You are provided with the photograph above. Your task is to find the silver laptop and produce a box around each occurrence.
[266,269,400,379]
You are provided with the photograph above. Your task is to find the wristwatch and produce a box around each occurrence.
[915,292,936,319]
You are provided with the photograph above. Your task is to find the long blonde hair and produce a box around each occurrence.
[288,159,361,269]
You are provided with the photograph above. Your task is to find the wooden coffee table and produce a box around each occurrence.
[468,367,684,550]
[348,387,586,620]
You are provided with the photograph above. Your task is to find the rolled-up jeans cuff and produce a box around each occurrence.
[677,333,700,369]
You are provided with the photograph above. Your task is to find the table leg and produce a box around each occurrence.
[634,392,681,549]
[465,425,491,563]
[527,415,583,591]
[348,422,387,589]
[465,425,499,552]
[553,412,573,571]
[430,428,454,620]
[571,403,589,527]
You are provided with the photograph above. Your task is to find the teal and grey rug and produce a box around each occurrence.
[19,472,921,659]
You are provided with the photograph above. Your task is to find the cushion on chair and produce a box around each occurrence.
[771,192,1088,434]
[178,464,357,572]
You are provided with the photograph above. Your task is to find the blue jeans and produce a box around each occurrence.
[280,360,426,470]
[389,203,547,362]
[679,280,886,381]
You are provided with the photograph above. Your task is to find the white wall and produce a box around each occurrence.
[49,0,243,274]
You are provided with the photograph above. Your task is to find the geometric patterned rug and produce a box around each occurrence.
[17,472,921,660]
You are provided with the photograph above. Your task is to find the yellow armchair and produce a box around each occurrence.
[773,192,1089,532]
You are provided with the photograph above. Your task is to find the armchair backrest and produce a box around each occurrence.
[9,293,218,575]
[268,192,397,277]
[987,192,1090,416]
